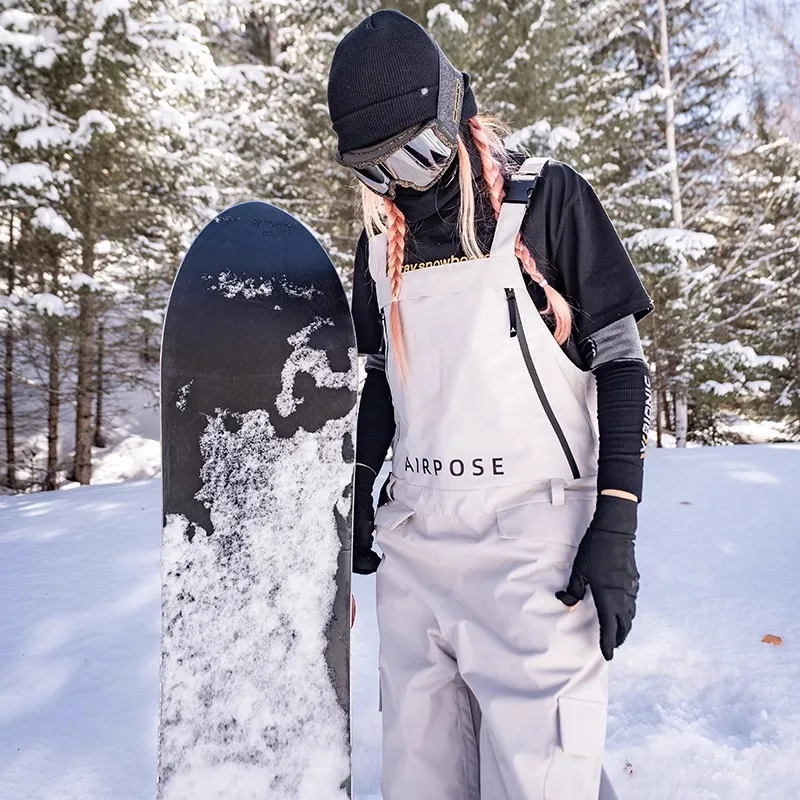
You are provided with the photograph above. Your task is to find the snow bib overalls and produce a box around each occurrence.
[368,158,618,800]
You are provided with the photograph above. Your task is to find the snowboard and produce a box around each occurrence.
[158,201,357,800]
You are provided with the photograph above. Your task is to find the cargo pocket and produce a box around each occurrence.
[496,498,593,548]
[373,499,414,552]
[374,500,414,532]
[557,696,608,757]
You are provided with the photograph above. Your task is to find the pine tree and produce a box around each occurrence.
[566,0,751,444]
[697,126,800,438]
[1,0,206,487]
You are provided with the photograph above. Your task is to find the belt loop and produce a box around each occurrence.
[550,478,565,507]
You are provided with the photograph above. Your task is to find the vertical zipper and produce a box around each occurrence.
[505,288,581,479]
[505,288,518,337]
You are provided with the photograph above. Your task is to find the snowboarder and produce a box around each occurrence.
[327,10,653,800]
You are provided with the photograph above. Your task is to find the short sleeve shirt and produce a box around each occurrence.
[351,157,653,369]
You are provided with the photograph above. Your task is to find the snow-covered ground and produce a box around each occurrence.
[1,444,799,800]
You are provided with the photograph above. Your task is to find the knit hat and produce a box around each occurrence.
[327,9,478,155]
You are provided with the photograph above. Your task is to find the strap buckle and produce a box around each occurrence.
[505,174,540,204]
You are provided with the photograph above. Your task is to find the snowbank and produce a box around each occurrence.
[1,445,799,799]
[92,435,161,484]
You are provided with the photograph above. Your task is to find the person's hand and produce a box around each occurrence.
[556,494,639,660]
[353,466,382,575]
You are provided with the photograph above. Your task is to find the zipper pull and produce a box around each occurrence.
[505,288,518,338]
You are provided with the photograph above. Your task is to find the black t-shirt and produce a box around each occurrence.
[351,155,653,370]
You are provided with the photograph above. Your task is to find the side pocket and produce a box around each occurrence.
[373,500,414,532]
[373,499,415,550]
[557,696,608,757]
[496,499,594,548]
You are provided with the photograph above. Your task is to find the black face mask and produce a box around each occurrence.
[391,157,461,223]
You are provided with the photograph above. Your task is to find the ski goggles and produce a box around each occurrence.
[336,123,457,197]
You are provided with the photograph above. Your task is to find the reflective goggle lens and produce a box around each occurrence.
[382,129,453,184]
[348,127,454,195]
[353,164,392,194]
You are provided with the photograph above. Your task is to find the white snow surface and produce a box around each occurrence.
[72,110,116,147]
[159,407,354,800]
[32,206,77,239]
[276,319,358,417]
[548,124,581,150]
[701,380,739,396]
[205,269,272,299]
[0,25,49,58]
[280,278,321,299]
[0,86,50,130]
[147,103,190,136]
[16,124,72,150]
[0,294,20,311]
[218,64,271,89]
[91,435,161,484]
[141,308,164,325]
[29,292,66,317]
[427,3,469,33]
[70,272,102,292]
[175,381,192,412]
[1,444,799,799]
[700,339,789,371]
[0,9,37,30]
[93,0,131,28]
[505,119,553,149]
[624,227,718,258]
[716,416,791,443]
[503,120,581,152]
[0,161,53,189]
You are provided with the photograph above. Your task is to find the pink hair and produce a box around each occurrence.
[468,116,573,344]
[379,114,574,377]
[384,197,409,381]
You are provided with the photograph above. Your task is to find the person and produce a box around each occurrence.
[326,9,653,800]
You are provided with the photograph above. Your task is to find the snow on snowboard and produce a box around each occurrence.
[159,202,357,799]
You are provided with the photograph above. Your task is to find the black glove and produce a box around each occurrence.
[352,465,382,575]
[556,495,640,661]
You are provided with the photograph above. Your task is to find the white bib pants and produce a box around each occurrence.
[369,158,618,800]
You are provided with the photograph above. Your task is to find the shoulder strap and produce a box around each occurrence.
[519,155,550,175]
[367,231,388,282]
[490,156,549,258]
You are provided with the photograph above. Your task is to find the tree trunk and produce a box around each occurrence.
[45,333,60,490]
[674,387,689,448]
[247,8,280,65]
[3,212,17,490]
[44,247,61,491]
[658,0,684,231]
[655,383,663,448]
[658,0,692,447]
[74,198,97,485]
[788,281,800,425]
[74,298,96,483]
[649,312,664,448]
[93,320,106,448]
[661,387,675,433]
[267,11,279,67]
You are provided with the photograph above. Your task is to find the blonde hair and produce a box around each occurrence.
[359,114,574,377]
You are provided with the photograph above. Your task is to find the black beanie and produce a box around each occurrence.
[327,9,478,154]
